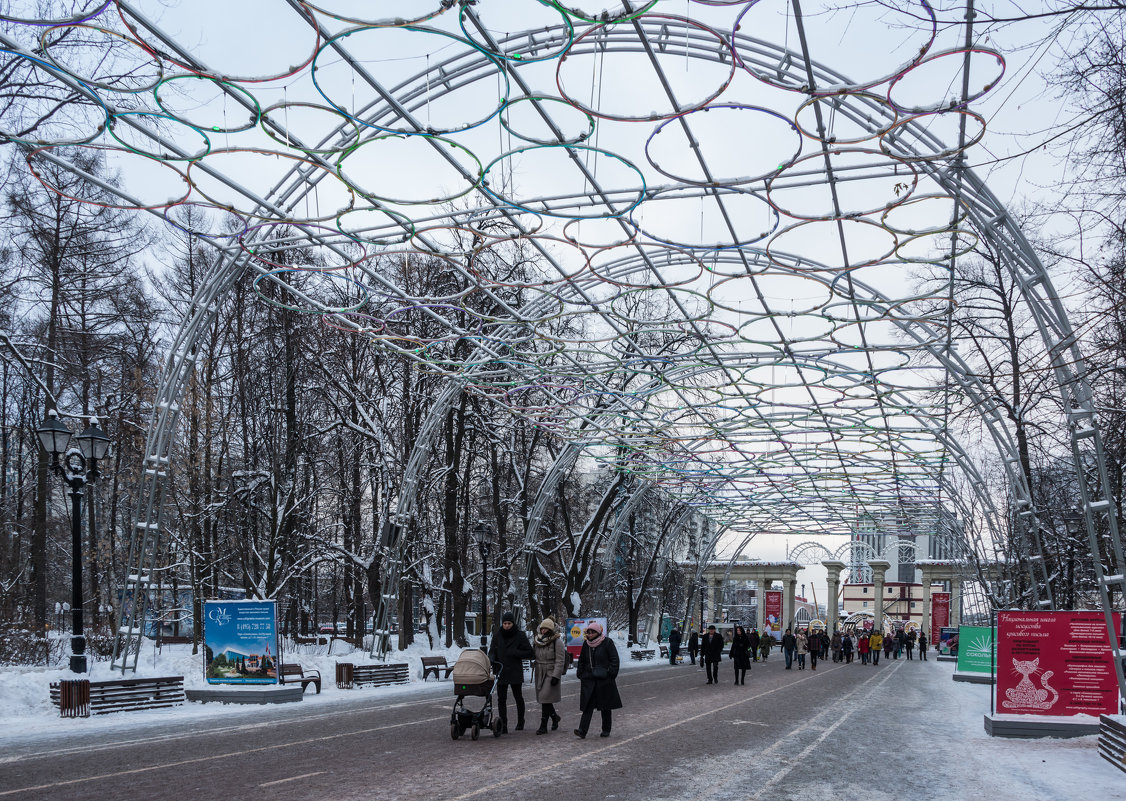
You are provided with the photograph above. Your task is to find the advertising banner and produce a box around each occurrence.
[996,611,1122,717]
[955,625,995,674]
[204,600,278,684]
[564,617,608,660]
[939,627,959,656]
[764,590,782,637]
[931,592,950,645]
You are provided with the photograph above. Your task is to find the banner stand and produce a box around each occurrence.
[984,610,1120,738]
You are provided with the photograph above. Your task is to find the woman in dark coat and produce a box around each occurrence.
[729,625,751,685]
[574,621,622,738]
[487,611,534,732]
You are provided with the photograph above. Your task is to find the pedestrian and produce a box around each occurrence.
[668,625,682,665]
[884,631,894,662]
[795,629,808,670]
[487,611,535,733]
[869,629,883,666]
[841,632,854,663]
[831,630,842,663]
[906,628,917,660]
[759,632,771,661]
[748,627,761,662]
[687,627,699,665]
[782,627,797,669]
[918,630,928,660]
[532,618,565,734]
[858,631,870,665]
[574,621,622,739]
[895,628,906,659]
[701,624,725,685]
[820,631,830,662]
[730,625,752,685]
[808,629,821,670]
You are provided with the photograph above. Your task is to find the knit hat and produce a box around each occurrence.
[501,611,515,624]
[538,618,556,631]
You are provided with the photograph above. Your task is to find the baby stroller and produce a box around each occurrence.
[450,649,502,740]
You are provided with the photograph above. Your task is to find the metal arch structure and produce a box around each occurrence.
[2,2,1120,701]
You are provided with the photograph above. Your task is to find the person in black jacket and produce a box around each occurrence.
[487,611,534,733]
[687,627,700,664]
[748,628,761,662]
[701,624,725,684]
[668,626,682,665]
[729,625,751,685]
[781,627,797,669]
[574,621,622,738]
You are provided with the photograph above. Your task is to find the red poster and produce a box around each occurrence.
[931,592,950,645]
[996,611,1122,717]
[764,590,782,633]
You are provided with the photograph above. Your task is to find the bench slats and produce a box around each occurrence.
[50,676,185,716]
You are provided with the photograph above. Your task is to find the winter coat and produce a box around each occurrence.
[858,635,870,654]
[687,631,699,652]
[669,629,682,648]
[781,632,797,652]
[831,632,842,651]
[796,633,808,655]
[533,633,566,704]
[808,631,823,654]
[577,638,622,711]
[841,635,854,654]
[748,631,760,653]
[729,632,752,670]
[759,637,771,656]
[488,626,534,685]
[701,631,725,663]
[869,632,883,651]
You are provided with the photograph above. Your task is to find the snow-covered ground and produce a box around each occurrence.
[0,633,633,738]
[1,636,1123,800]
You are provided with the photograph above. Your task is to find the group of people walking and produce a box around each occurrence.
[820,626,929,664]
[487,613,621,739]
[485,614,931,744]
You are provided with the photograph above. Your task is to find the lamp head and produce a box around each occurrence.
[36,411,72,459]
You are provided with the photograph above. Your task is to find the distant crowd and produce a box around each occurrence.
[664,622,930,682]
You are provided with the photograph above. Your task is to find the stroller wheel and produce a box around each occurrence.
[450,722,461,740]
[471,724,480,741]
[492,717,502,737]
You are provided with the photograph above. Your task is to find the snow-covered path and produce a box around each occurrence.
[0,648,1118,800]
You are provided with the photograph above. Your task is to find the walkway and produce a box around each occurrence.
[0,654,1115,800]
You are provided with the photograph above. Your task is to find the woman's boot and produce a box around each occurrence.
[536,717,548,735]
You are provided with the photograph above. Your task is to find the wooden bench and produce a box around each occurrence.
[630,649,655,661]
[421,655,454,681]
[50,675,185,717]
[336,662,410,688]
[279,662,321,694]
[156,634,194,652]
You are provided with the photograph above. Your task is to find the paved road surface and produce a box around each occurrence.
[0,654,1108,800]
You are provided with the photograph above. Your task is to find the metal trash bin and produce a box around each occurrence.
[59,679,90,718]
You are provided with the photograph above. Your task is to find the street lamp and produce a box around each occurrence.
[471,522,494,652]
[37,412,110,674]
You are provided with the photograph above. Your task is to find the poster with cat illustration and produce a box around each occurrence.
[996,611,1121,717]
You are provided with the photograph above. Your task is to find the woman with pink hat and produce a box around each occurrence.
[574,621,622,738]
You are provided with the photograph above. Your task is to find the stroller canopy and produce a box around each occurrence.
[451,648,493,685]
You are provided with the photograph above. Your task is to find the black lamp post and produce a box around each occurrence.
[472,522,494,652]
[37,412,110,674]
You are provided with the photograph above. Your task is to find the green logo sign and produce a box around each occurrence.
[955,625,995,674]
